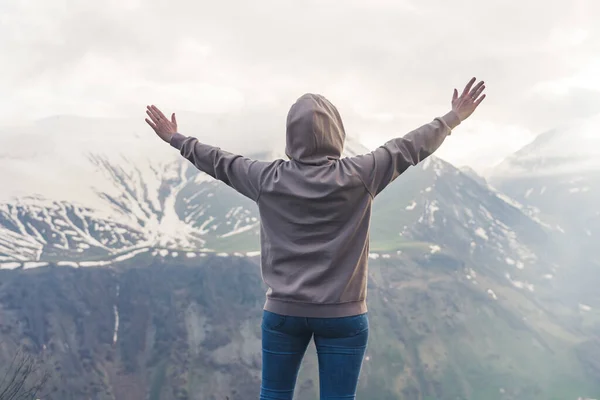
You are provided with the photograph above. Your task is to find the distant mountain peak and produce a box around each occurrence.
[493,113,600,178]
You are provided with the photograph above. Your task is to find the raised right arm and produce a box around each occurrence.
[347,77,486,197]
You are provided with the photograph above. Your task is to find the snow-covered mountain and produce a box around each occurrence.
[0,115,562,270]
[0,116,371,266]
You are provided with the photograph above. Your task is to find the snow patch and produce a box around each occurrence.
[429,245,441,254]
[368,253,380,260]
[405,201,417,210]
[424,200,439,224]
[464,208,474,218]
[495,192,523,210]
[57,261,79,268]
[478,205,494,221]
[474,227,489,241]
[505,273,534,292]
[487,289,498,300]
[220,222,259,238]
[579,303,592,312]
[246,251,261,257]
[79,260,113,267]
[198,216,216,234]
[516,261,525,270]
[23,262,49,270]
[112,248,149,263]
[113,284,120,345]
[0,262,21,270]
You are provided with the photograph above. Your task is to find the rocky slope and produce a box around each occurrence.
[1,249,599,400]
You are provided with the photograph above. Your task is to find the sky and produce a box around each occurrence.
[1,0,599,172]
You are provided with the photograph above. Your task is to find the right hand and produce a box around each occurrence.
[452,77,486,121]
[145,105,178,143]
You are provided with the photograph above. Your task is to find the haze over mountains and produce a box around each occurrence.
[0,112,599,399]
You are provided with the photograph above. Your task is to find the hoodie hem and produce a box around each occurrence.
[264,297,367,318]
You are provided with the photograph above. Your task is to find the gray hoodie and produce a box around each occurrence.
[170,94,461,318]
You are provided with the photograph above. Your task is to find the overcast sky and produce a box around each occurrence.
[1,0,599,171]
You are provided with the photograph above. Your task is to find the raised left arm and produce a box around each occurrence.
[145,105,267,201]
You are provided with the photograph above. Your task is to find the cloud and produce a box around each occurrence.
[1,0,599,170]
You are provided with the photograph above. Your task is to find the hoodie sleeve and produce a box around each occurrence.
[349,112,461,197]
[170,133,267,202]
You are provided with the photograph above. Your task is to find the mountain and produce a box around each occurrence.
[490,114,600,240]
[0,123,373,265]
[1,115,599,400]
[489,113,600,313]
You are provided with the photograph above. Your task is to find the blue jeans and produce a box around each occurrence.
[260,310,369,400]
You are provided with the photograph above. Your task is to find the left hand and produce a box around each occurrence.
[145,105,178,143]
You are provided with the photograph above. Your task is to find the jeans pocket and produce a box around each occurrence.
[348,313,369,336]
[262,311,287,330]
[314,313,369,338]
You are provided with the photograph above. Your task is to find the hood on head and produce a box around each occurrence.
[285,93,346,164]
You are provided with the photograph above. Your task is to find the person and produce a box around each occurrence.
[145,77,486,399]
